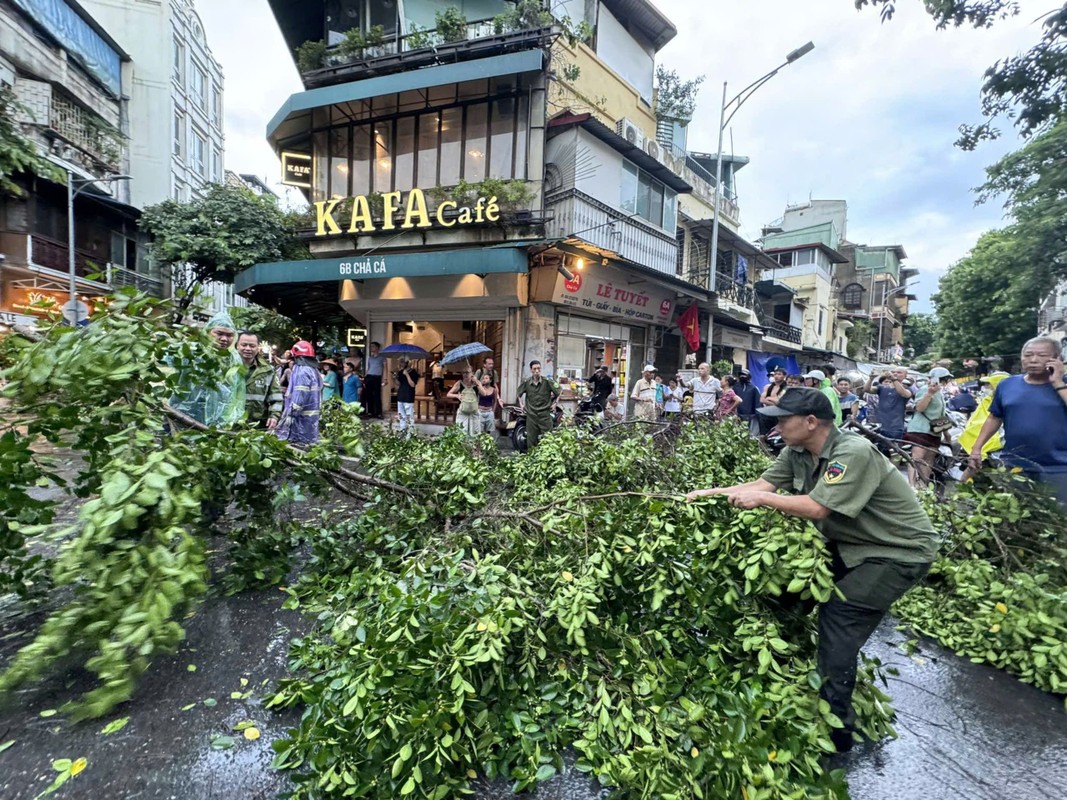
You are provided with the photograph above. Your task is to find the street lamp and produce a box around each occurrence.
[709,41,815,297]
[67,171,131,325]
[876,282,914,362]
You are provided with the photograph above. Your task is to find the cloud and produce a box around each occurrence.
[196,0,1049,312]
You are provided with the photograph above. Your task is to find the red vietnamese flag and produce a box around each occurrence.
[677,304,701,352]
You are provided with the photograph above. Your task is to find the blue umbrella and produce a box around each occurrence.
[441,342,492,366]
[379,343,431,359]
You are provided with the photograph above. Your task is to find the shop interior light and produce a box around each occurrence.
[574,258,585,270]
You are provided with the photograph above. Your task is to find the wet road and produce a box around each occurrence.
[0,593,1064,799]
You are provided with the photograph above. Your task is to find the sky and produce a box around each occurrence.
[196,0,1052,314]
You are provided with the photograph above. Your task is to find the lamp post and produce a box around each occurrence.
[709,42,814,296]
[67,171,131,325]
[876,282,913,362]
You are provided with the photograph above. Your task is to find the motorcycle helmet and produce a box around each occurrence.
[291,340,315,358]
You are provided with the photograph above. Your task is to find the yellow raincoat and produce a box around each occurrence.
[958,372,1010,456]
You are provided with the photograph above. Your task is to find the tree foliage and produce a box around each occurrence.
[0,291,364,719]
[856,1,1067,142]
[139,185,309,321]
[933,229,1039,363]
[0,87,63,196]
[232,304,303,350]
[902,312,938,358]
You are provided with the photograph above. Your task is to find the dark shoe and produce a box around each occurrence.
[830,728,855,753]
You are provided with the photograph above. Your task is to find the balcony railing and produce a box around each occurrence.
[304,19,553,85]
[108,265,165,298]
[715,277,756,310]
[49,95,123,169]
[30,235,102,279]
[760,317,803,345]
[545,189,678,277]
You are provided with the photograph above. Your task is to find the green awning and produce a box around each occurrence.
[267,49,545,142]
[236,245,530,293]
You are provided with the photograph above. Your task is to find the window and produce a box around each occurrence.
[620,161,678,231]
[794,248,815,266]
[325,0,398,44]
[309,88,531,198]
[775,251,794,267]
[211,149,222,182]
[191,130,206,177]
[191,64,207,111]
[173,112,184,158]
[210,85,221,127]
[841,283,864,309]
[173,39,185,84]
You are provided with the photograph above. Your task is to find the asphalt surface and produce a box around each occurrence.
[1,589,1065,800]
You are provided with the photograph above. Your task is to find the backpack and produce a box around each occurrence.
[458,385,479,416]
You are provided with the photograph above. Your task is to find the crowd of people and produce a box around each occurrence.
[169,316,1066,504]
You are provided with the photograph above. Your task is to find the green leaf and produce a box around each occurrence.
[0,740,14,754]
[210,735,236,750]
[99,717,129,735]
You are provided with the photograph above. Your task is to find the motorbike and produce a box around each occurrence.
[503,399,603,453]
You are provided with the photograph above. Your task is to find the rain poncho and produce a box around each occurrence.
[168,312,246,427]
[277,356,322,445]
[959,372,1009,457]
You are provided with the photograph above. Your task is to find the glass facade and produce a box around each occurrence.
[309,79,531,201]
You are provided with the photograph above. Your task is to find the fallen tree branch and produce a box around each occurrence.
[163,404,415,497]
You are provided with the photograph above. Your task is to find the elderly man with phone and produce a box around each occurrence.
[968,337,1067,507]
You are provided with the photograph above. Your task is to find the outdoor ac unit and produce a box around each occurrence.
[615,117,644,149]
[644,139,661,162]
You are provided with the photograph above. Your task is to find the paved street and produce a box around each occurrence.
[1,588,1064,800]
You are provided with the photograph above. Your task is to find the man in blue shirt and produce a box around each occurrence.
[862,367,913,441]
[969,337,1067,507]
[734,369,762,435]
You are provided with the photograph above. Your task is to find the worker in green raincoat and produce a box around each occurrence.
[169,311,246,427]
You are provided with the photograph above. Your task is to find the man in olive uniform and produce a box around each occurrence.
[236,331,283,430]
[515,360,560,450]
[687,389,937,752]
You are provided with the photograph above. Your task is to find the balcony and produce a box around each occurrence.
[715,275,756,310]
[30,235,104,280]
[48,95,123,171]
[545,189,678,277]
[302,18,554,87]
[108,265,165,299]
[759,317,803,345]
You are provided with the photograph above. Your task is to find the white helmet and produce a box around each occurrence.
[928,367,953,381]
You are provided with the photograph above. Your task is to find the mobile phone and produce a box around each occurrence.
[1049,365,1056,376]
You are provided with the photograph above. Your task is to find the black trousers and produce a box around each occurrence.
[818,549,930,733]
[363,374,382,417]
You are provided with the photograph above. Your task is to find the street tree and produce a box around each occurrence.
[139,184,309,322]
[0,87,63,196]
[856,1,1067,143]
[902,312,938,358]
[231,304,302,351]
[933,229,1039,365]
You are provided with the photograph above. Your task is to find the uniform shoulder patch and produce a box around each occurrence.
[824,461,848,484]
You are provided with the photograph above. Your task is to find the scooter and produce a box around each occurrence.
[503,400,602,453]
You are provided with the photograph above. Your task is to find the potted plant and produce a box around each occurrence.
[434,7,468,43]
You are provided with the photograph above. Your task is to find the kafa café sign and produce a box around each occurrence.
[554,264,673,326]
[311,188,501,237]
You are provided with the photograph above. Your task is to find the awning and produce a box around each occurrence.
[236,244,529,294]
[267,49,545,144]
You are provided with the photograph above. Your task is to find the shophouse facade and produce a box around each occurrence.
[81,0,242,318]
[240,0,770,414]
[0,0,164,332]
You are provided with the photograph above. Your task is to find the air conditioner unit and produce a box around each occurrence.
[644,139,661,162]
[615,117,644,149]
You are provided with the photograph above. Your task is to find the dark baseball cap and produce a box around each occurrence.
[756,388,835,420]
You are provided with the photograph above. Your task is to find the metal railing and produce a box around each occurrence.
[716,276,756,310]
[30,235,100,279]
[760,317,803,344]
[545,189,679,277]
[108,265,165,298]
[49,95,123,169]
